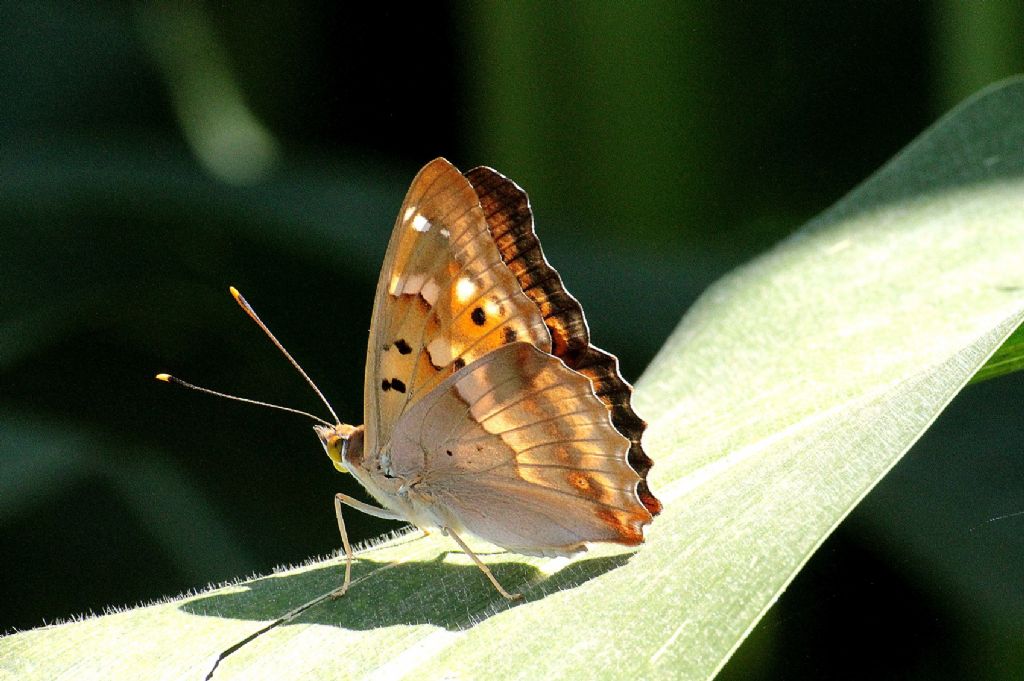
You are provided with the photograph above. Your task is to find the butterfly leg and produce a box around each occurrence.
[445,526,522,600]
[332,493,404,598]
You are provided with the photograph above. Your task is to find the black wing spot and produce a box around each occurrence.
[390,378,407,393]
[471,307,486,326]
[395,338,412,354]
[381,379,391,391]
[502,327,518,343]
[446,449,453,457]
[452,357,466,370]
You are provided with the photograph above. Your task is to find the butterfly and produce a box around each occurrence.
[161,158,661,600]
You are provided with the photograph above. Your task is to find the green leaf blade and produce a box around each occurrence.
[4,78,1024,680]
[972,324,1024,383]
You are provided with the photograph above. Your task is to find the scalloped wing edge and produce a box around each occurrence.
[465,165,662,517]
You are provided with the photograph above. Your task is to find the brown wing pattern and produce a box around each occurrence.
[464,166,662,517]
[364,159,551,454]
[389,342,651,553]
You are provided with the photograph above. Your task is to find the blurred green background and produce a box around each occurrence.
[2,2,1024,677]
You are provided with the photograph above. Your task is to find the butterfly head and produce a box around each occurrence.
[314,423,365,473]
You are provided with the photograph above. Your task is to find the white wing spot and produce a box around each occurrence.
[400,273,426,295]
[426,336,451,366]
[391,272,440,305]
[412,214,431,232]
[455,277,477,303]
[484,298,501,319]
[421,278,440,305]
[403,206,415,222]
[440,228,451,238]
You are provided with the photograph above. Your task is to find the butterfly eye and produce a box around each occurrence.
[313,426,348,473]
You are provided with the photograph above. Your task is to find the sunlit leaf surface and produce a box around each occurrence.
[3,79,1024,681]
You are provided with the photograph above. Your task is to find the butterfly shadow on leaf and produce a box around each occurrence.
[179,546,634,632]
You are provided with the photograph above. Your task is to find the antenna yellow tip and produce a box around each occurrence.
[155,373,172,382]
[229,286,241,300]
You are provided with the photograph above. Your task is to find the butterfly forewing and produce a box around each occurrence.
[365,159,552,454]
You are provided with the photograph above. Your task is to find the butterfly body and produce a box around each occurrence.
[314,158,660,597]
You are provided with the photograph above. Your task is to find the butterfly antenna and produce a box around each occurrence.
[155,374,332,427]
[228,286,341,424]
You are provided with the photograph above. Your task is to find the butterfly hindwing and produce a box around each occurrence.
[389,342,652,553]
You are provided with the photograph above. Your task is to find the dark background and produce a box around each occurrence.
[2,2,1024,678]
